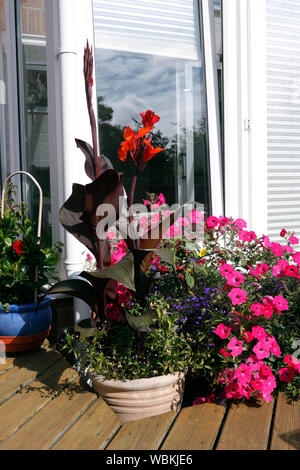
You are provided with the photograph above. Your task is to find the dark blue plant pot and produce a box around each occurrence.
[0,296,52,352]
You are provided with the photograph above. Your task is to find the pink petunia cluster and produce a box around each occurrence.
[219,264,246,288]
[219,358,277,402]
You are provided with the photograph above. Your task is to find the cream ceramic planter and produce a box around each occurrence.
[91,371,186,424]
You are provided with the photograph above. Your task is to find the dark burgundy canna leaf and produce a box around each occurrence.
[75,138,113,181]
[47,279,98,312]
[59,169,125,268]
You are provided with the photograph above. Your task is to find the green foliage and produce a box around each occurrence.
[0,189,62,305]
[62,296,193,380]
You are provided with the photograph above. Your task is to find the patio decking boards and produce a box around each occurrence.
[0,342,299,451]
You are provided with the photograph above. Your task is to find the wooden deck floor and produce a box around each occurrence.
[0,341,299,451]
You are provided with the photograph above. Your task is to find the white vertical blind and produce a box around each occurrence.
[266,0,300,242]
[92,0,201,60]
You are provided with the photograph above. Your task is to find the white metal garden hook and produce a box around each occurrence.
[1,171,44,304]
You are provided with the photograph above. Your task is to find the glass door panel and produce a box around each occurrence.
[17,0,51,245]
[92,0,211,212]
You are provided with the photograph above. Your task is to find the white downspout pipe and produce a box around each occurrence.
[57,0,84,277]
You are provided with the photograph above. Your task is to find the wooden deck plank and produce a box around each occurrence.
[0,377,97,450]
[52,398,121,450]
[0,340,51,374]
[216,399,274,450]
[270,393,300,450]
[161,404,226,450]
[0,346,62,405]
[0,358,77,446]
[107,411,177,450]
[0,356,17,374]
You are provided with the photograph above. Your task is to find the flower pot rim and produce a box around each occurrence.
[0,295,51,313]
[90,368,187,389]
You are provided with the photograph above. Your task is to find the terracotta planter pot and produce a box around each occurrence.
[91,371,186,424]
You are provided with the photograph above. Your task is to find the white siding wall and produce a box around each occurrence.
[267,0,300,242]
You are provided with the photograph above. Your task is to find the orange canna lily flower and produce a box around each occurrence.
[143,139,165,163]
[140,110,160,130]
[117,112,164,174]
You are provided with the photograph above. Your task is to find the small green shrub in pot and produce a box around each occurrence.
[0,186,62,308]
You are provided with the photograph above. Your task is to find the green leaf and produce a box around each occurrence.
[185,274,195,289]
[126,309,156,333]
[4,238,12,247]
[84,252,135,291]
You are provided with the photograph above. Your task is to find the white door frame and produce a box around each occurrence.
[201,0,224,217]
[222,0,267,235]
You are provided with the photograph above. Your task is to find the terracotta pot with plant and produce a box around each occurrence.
[47,42,201,422]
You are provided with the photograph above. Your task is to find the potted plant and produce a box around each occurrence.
[47,42,203,422]
[164,216,300,405]
[0,174,62,352]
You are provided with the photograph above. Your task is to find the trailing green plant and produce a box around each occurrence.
[62,295,193,380]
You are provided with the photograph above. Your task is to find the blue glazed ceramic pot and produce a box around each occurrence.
[0,296,52,352]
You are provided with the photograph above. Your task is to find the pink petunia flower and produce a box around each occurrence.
[225,383,242,399]
[259,364,273,377]
[272,260,289,278]
[227,337,244,357]
[238,383,252,399]
[228,288,247,305]
[270,340,281,357]
[285,265,300,278]
[289,235,299,245]
[252,326,267,341]
[292,252,300,266]
[253,342,270,360]
[260,334,275,350]
[206,216,219,229]
[273,295,288,312]
[244,231,257,242]
[247,355,263,372]
[262,235,272,248]
[218,216,231,228]
[220,263,234,277]
[284,355,300,372]
[270,242,284,257]
[234,218,247,229]
[250,303,265,317]
[259,392,273,403]
[256,263,270,275]
[251,378,264,391]
[214,323,232,339]
[260,373,276,393]
[263,304,274,319]
[283,245,294,254]
[262,296,274,307]
[278,367,296,383]
[226,271,246,287]
[158,193,166,205]
[234,364,252,384]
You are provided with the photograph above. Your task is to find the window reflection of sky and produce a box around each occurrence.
[95,49,205,140]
